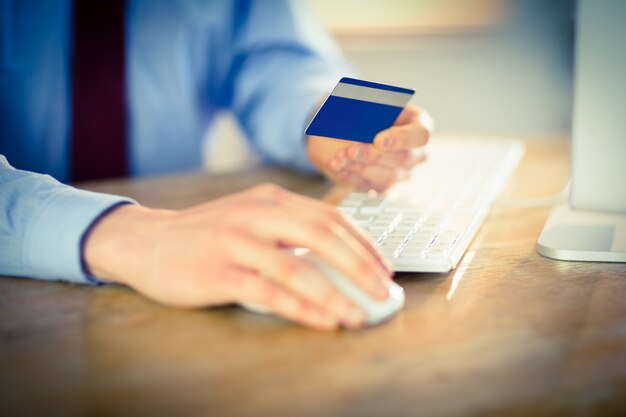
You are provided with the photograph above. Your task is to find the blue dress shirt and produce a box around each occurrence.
[0,0,351,284]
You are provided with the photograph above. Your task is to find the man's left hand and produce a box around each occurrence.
[307,105,433,192]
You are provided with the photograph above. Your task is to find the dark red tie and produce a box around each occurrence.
[71,0,128,182]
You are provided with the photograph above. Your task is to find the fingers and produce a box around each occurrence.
[373,106,433,151]
[343,143,425,169]
[224,231,367,328]
[280,191,391,272]
[331,168,376,192]
[245,183,391,273]
[345,164,401,193]
[330,163,397,192]
[248,183,385,270]
[378,148,427,169]
[327,146,350,173]
[373,124,429,151]
[224,268,340,330]
[326,147,414,192]
[328,146,421,192]
[243,206,391,300]
[226,184,393,299]
[307,105,432,192]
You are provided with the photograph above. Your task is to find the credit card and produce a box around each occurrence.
[305,77,414,143]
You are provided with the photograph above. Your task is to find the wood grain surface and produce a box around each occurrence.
[1,139,625,417]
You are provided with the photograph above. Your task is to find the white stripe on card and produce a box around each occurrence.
[331,82,412,107]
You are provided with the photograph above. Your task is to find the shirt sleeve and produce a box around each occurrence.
[227,0,355,173]
[0,155,135,284]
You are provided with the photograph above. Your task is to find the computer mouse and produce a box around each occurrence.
[242,251,405,328]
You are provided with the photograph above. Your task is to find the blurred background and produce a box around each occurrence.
[204,0,575,172]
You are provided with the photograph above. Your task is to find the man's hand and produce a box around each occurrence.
[307,105,433,192]
[84,184,392,330]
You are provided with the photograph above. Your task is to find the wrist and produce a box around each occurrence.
[84,204,173,287]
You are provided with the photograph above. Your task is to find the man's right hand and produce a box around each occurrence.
[84,184,392,330]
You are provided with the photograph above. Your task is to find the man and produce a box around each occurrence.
[0,1,431,330]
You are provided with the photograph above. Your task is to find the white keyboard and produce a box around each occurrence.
[338,138,525,272]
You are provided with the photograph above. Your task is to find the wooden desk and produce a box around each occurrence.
[1,140,625,417]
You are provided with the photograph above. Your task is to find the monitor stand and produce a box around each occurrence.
[537,204,626,262]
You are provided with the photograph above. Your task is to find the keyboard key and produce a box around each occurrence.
[340,199,363,208]
[338,206,358,215]
[359,197,390,215]
[350,213,374,226]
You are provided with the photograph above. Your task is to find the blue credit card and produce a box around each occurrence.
[305,77,414,143]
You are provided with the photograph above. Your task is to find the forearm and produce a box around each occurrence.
[228,0,353,172]
[0,155,135,283]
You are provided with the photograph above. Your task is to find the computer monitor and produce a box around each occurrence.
[537,0,626,262]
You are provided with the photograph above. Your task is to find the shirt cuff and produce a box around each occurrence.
[21,187,136,285]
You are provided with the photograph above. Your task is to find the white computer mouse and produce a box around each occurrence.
[242,251,405,327]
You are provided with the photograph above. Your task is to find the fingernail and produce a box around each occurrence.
[372,279,390,300]
[419,126,430,145]
[347,308,366,328]
[316,311,339,329]
[338,299,361,324]
[329,157,347,173]
[347,161,363,173]
[375,256,393,277]
[337,168,350,178]
[352,146,365,161]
